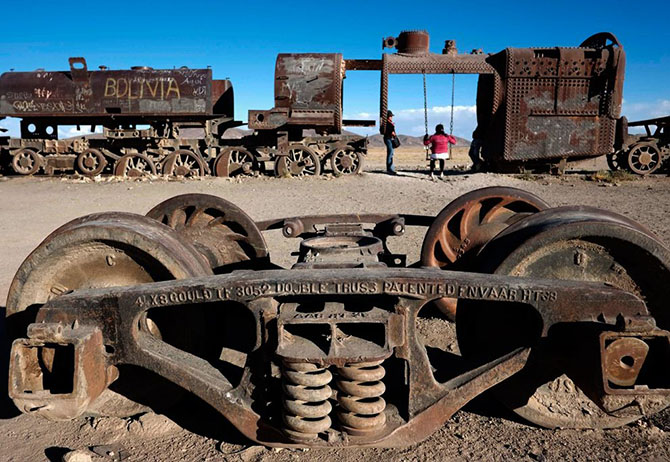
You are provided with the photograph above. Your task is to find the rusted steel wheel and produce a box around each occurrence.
[331,148,364,176]
[606,151,623,171]
[626,142,661,175]
[275,145,321,177]
[6,212,212,417]
[162,149,206,177]
[11,148,41,175]
[420,187,549,319]
[76,149,107,176]
[458,206,670,429]
[113,153,156,177]
[146,193,269,272]
[214,147,257,177]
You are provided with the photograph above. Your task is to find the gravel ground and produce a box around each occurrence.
[2,154,670,461]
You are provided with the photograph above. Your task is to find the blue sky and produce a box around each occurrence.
[1,0,668,139]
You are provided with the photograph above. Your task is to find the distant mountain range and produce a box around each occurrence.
[365,133,471,148]
[220,128,471,147]
[67,127,471,147]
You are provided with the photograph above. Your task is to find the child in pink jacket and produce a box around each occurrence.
[423,124,457,178]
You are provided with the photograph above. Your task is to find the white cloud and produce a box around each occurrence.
[0,117,21,137]
[0,117,104,138]
[621,100,670,134]
[346,105,477,139]
[65,125,103,137]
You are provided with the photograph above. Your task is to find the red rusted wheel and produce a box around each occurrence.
[6,212,212,417]
[626,142,662,175]
[76,149,107,176]
[11,148,41,175]
[146,193,269,272]
[275,145,321,177]
[214,147,257,177]
[420,187,549,319]
[162,149,206,177]
[331,148,364,176]
[113,153,156,177]
[458,206,670,429]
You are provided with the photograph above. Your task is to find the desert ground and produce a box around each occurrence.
[2,147,670,461]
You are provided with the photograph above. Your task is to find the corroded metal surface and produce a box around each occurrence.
[0,54,368,177]
[420,186,550,319]
[6,189,670,447]
[378,31,625,169]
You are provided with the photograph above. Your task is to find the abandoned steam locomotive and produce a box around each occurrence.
[0,31,658,176]
[6,187,670,447]
[0,54,370,178]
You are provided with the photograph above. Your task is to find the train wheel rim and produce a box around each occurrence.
[146,193,269,272]
[281,145,321,177]
[76,149,106,176]
[5,212,211,417]
[214,148,256,177]
[331,148,363,176]
[12,149,40,175]
[163,150,204,177]
[114,153,156,177]
[627,143,661,175]
[458,208,670,429]
[420,187,549,319]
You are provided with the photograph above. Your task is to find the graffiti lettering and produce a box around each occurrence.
[104,77,181,100]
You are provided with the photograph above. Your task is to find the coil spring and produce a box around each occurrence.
[336,360,387,435]
[282,361,333,441]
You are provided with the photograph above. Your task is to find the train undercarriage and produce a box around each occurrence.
[6,187,670,447]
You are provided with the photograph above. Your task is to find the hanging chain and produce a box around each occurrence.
[449,72,455,156]
[422,70,428,136]
[449,72,455,136]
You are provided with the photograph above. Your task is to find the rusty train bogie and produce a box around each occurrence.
[6,186,670,447]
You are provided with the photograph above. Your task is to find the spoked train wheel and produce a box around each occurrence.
[420,186,549,319]
[458,206,670,429]
[331,148,364,176]
[76,149,107,176]
[11,149,41,175]
[626,142,662,175]
[275,145,321,177]
[162,150,206,178]
[113,153,156,178]
[214,147,258,177]
[6,212,212,417]
[146,193,269,272]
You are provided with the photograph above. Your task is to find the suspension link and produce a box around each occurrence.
[282,361,333,441]
[336,360,387,436]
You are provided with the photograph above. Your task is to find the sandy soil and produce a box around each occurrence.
[2,150,670,461]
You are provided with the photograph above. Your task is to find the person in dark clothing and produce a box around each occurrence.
[383,110,397,174]
[468,126,484,172]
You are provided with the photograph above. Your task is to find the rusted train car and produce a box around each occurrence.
[0,55,370,178]
[359,31,627,172]
[0,32,635,177]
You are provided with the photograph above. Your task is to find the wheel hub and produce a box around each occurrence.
[174,165,191,176]
[19,156,32,168]
[639,152,652,166]
[84,156,97,168]
[340,155,353,169]
[290,161,305,175]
